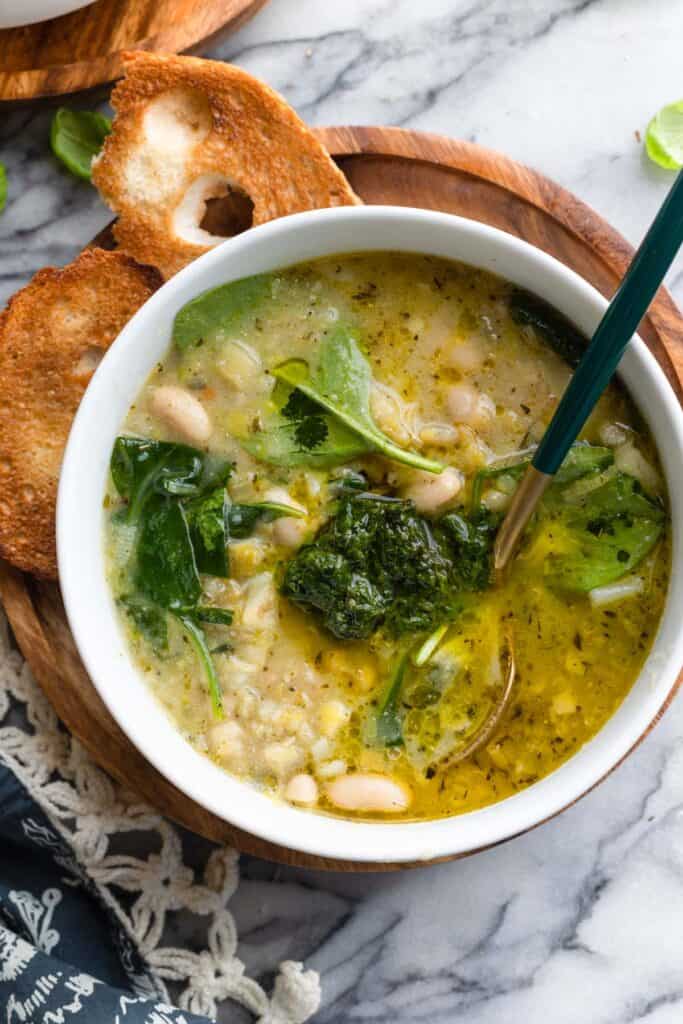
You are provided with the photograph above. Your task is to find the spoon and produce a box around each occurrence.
[436,634,515,770]
[494,171,683,571]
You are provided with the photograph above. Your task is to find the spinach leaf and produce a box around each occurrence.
[273,326,444,474]
[193,606,234,625]
[134,496,201,610]
[372,652,410,747]
[227,500,304,539]
[186,486,229,577]
[111,438,207,521]
[544,473,665,592]
[173,273,273,351]
[510,288,587,368]
[175,613,224,718]
[0,163,6,213]
[50,108,111,180]
[242,411,369,468]
[118,596,168,653]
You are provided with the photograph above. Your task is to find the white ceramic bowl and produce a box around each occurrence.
[58,206,683,865]
[0,0,96,28]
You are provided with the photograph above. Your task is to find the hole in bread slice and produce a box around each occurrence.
[173,174,254,247]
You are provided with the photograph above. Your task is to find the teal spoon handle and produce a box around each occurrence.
[534,171,683,476]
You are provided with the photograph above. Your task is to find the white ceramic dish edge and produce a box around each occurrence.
[0,0,96,29]
[57,206,683,864]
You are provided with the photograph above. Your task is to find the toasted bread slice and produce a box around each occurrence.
[0,249,160,578]
[92,51,360,279]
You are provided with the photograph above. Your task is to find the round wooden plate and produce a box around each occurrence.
[0,0,268,102]
[1,126,682,870]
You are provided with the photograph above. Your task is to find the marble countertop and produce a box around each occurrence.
[2,2,683,1021]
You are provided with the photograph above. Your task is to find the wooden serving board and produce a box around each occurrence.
[1,126,682,870]
[0,0,268,102]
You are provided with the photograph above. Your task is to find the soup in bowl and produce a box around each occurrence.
[58,207,683,863]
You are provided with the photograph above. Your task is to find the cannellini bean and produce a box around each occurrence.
[241,572,278,631]
[208,720,244,764]
[262,487,308,549]
[326,773,412,813]
[446,384,495,429]
[401,466,462,513]
[370,383,413,446]
[446,337,486,372]
[419,423,459,446]
[285,774,318,806]
[150,385,212,444]
[482,488,511,512]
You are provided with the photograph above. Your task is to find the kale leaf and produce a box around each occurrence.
[111,438,207,521]
[186,486,229,577]
[134,495,201,610]
[227,500,305,539]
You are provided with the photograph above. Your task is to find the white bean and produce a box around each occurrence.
[208,720,244,764]
[285,773,319,806]
[446,337,486,372]
[263,487,308,549]
[402,466,462,513]
[217,340,263,389]
[446,384,495,428]
[150,385,212,444]
[326,773,412,812]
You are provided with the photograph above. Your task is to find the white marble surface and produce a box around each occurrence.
[2,1,683,1021]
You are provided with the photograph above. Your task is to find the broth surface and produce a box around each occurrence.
[104,253,670,821]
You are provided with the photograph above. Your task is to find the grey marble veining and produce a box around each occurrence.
[2,2,683,1021]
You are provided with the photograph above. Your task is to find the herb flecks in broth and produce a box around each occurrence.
[105,252,670,822]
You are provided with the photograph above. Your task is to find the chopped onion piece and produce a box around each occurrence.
[589,576,645,608]
[614,442,660,495]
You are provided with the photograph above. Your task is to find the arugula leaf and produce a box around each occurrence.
[118,596,168,653]
[173,273,273,351]
[227,500,304,539]
[186,486,229,577]
[50,108,111,180]
[175,613,224,718]
[111,438,207,521]
[371,651,410,747]
[646,101,683,170]
[0,164,6,213]
[544,473,665,592]
[273,326,444,474]
[134,496,201,610]
[510,289,587,368]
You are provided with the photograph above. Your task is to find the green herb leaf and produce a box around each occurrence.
[118,596,168,652]
[186,486,229,577]
[227,500,305,539]
[134,496,201,610]
[175,613,224,719]
[111,437,207,521]
[646,101,683,170]
[50,108,111,180]
[510,289,587,368]
[172,273,273,351]
[193,606,234,625]
[471,442,613,510]
[372,651,410,747]
[544,473,665,592]
[0,163,6,213]
[273,326,444,473]
[242,411,368,467]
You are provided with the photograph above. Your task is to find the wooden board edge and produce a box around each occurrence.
[0,0,269,102]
